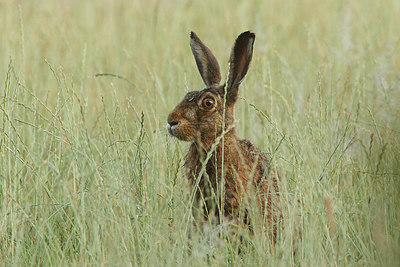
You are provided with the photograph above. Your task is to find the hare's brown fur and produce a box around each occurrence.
[167,31,281,241]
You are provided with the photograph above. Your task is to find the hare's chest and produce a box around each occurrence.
[185,155,240,216]
[185,155,219,187]
[185,149,240,199]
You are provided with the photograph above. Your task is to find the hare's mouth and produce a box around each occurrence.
[166,123,177,136]
[166,123,184,140]
[166,122,196,141]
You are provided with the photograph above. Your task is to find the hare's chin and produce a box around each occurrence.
[166,124,176,136]
[166,124,182,139]
[166,124,194,141]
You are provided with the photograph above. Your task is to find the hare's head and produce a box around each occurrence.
[167,31,255,143]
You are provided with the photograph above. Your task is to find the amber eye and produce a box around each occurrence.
[202,97,215,109]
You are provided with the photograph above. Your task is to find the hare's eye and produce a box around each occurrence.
[202,97,215,109]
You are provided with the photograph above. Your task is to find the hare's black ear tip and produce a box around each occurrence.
[190,31,198,39]
[239,31,256,40]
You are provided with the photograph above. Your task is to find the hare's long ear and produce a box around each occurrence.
[226,31,255,106]
[190,32,221,88]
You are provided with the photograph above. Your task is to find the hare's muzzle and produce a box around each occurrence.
[166,120,180,136]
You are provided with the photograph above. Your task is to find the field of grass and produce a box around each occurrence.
[1,0,399,265]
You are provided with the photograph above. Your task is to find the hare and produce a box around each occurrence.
[167,31,281,241]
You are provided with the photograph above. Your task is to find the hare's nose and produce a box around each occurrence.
[168,120,179,127]
[166,120,180,134]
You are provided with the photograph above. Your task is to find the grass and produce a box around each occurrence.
[1,0,399,265]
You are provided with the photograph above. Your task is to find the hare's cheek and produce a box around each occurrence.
[184,109,196,121]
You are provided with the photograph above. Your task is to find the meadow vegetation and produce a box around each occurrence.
[0,0,399,265]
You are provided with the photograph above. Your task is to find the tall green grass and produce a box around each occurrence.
[1,0,399,265]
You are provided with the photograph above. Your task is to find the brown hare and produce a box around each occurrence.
[167,31,281,241]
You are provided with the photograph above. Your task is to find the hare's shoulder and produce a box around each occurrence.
[237,138,266,158]
[237,138,281,188]
[237,138,272,168]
